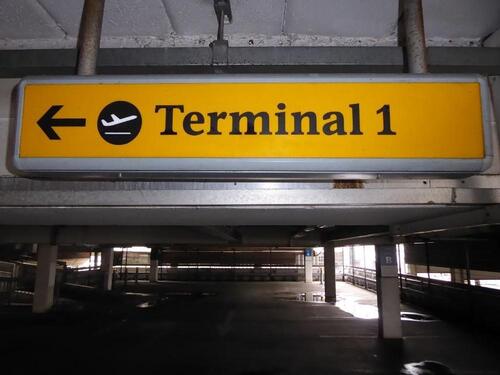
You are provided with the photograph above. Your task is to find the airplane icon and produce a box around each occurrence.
[101,114,138,127]
[98,101,141,144]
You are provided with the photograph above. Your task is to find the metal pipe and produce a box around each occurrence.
[77,0,105,75]
[403,0,428,73]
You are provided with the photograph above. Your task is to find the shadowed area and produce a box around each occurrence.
[1,281,499,375]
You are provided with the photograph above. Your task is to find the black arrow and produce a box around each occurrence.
[37,105,86,140]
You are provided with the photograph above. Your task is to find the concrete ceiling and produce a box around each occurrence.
[0,0,499,49]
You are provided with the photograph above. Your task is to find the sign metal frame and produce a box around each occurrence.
[9,74,493,179]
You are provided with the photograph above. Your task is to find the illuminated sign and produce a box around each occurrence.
[10,74,492,178]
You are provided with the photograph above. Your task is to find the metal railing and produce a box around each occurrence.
[0,261,18,305]
[64,265,104,287]
[342,265,377,292]
[113,264,307,282]
[399,273,500,329]
[0,276,18,306]
[115,266,149,284]
[110,263,346,283]
[341,266,500,331]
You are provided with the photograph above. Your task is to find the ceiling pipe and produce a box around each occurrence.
[77,0,105,75]
[403,0,428,73]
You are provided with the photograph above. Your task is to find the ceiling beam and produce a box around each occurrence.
[324,225,389,242]
[1,47,500,77]
[392,205,500,237]
[0,225,322,246]
[330,234,393,247]
[4,186,499,207]
[196,226,241,243]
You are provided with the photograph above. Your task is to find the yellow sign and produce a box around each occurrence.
[18,80,484,159]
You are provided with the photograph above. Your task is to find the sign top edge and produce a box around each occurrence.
[17,73,487,86]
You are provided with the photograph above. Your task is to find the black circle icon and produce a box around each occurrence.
[98,101,142,145]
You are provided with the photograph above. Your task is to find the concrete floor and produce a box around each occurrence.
[0,281,499,375]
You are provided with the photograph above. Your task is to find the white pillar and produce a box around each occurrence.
[375,244,402,339]
[295,254,303,265]
[33,245,58,313]
[324,244,336,302]
[304,249,313,283]
[149,247,160,282]
[101,247,114,291]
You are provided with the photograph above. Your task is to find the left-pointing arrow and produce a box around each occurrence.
[37,105,86,140]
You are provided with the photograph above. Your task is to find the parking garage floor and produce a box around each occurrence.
[1,281,499,375]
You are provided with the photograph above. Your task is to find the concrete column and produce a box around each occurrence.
[149,247,160,282]
[101,247,114,291]
[324,244,336,302]
[375,244,402,339]
[33,245,58,313]
[304,248,313,283]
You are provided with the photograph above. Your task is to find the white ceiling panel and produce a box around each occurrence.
[285,0,398,38]
[102,0,173,37]
[163,0,285,35]
[162,0,215,35]
[40,0,173,37]
[37,0,84,37]
[225,0,285,35]
[423,0,500,40]
[0,0,65,39]
[0,0,499,48]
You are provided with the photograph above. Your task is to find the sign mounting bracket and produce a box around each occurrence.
[211,0,232,66]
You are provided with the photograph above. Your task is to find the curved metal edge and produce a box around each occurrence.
[6,79,26,177]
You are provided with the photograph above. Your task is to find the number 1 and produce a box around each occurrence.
[377,104,396,135]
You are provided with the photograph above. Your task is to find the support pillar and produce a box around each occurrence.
[101,247,114,291]
[149,247,160,282]
[375,244,402,339]
[324,244,336,302]
[304,248,313,283]
[33,245,58,313]
[295,253,303,265]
